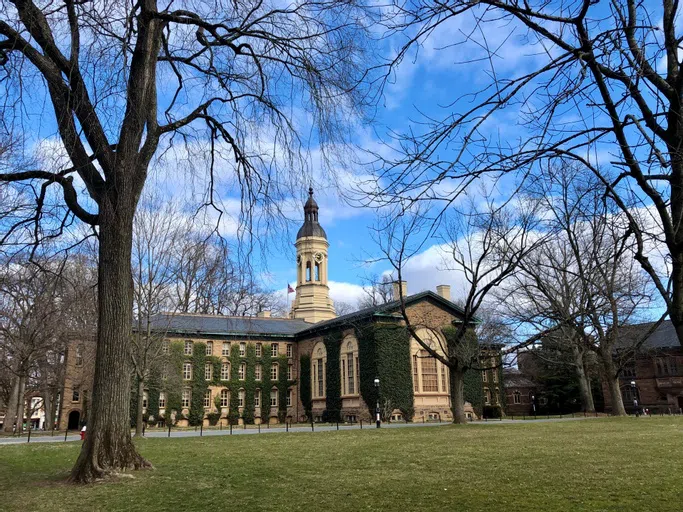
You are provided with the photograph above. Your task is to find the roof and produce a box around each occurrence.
[144,313,312,338]
[145,290,469,339]
[616,320,680,351]
[296,187,327,239]
[295,290,468,336]
[503,369,536,389]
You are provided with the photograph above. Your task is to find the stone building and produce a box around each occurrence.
[604,320,683,414]
[59,188,497,427]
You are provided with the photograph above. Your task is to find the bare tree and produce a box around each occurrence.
[371,0,683,342]
[0,0,371,482]
[357,273,394,309]
[376,194,550,423]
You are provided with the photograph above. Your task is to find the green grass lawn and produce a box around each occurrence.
[1,418,682,511]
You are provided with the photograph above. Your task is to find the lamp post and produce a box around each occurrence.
[374,377,381,428]
[631,380,639,417]
[531,394,536,418]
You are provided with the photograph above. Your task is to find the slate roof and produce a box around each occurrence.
[616,320,680,350]
[145,290,469,339]
[145,313,312,338]
[503,369,536,389]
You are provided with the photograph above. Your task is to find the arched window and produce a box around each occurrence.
[513,391,521,404]
[75,344,84,366]
[411,330,447,395]
[220,389,229,407]
[306,261,312,282]
[484,388,491,405]
[270,388,278,407]
[314,263,320,281]
[254,389,261,408]
[312,343,327,398]
[340,337,359,396]
[238,389,245,408]
[221,362,230,380]
[420,351,438,392]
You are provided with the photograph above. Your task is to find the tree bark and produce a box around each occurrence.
[3,374,20,433]
[572,345,595,413]
[599,352,626,416]
[43,390,53,432]
[449,367,467,424]
[69,196,151,483]
[14,376,26,434]
[135,377,145,437]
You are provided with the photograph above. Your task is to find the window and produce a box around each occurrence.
[287,389,292,407]
[256,343,262,357]
[341,339,358,396]
[484,387,491,405]
[317,359,324,397]
[420,351,438,392]
[222,342,231,356]
[184,341,193,355]
[271,363,278,381]
[182,388,191,408]
[482,371,488,383]
[183,362,192,380]
[342,359,346,395]
[440,364,447,392]
[239,362,246,381]
[272,343,279,357]
[287,364,293,381]
[220,389,229,407]
[306,261,311,282]
[254,389,261,408]
[206,341,213,356]
[75,345,84,366]
[238,389,245,408]
[159,393,166,409]
[493,371,498,383]
[413,354,419,392]
[347,353,355,395]
[513,391,521,404]
[204,363,212,381]
[622,363,636,378]
[162,341,169,355]
[143,392,148,409]
[287,344,293,358]
[314,262,320,281]
[240,342,246,357]
[72,389,80,402]
[494,387,500,404]
[221,362,230,380]
[270,389,278,407]
[312,344,326,398]
[204,389,211,408]
[255,364,262,381]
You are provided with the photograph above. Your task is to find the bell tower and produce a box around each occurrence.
[290,187,336,323]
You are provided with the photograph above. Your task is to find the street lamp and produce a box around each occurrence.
[631,380,639,417]
[531,394,536,418]
[374,377,381,428]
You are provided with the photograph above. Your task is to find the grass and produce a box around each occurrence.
[1,417,682,511]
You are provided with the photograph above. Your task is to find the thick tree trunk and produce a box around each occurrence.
[14,376,26,434]
[600,352,626,416]
[3,374,20,433]
[572,345,595,413]
[449,367,467,424]
[69,199,151,483]
[43,390,54,431]
[135,377,145,437]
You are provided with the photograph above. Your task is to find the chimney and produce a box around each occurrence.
[392,280,408,299]
[436,285,451,301]
[256,310,271,318]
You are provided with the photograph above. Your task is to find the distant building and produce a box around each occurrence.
[604,320,683,414]
[503,369,537,416]
[59,189,500,427]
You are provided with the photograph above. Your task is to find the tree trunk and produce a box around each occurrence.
[135,377,145,437]
[600,352,626,416]
[14,376,26,434]
[69,198,151,483]
[449,367,467,424]
[572,345,595,413]
[43,390,54,432]
[3,374,20,433]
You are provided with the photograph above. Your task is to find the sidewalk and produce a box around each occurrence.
[0,416,606,446]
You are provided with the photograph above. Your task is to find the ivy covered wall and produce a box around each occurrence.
[323,332,342,422]
[357,322,414,421]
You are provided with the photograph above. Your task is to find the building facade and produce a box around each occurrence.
[59,189,498,428]
[603,321,683,414]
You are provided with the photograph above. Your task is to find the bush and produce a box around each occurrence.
[206,412,221,426]
[483,405,503,419]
